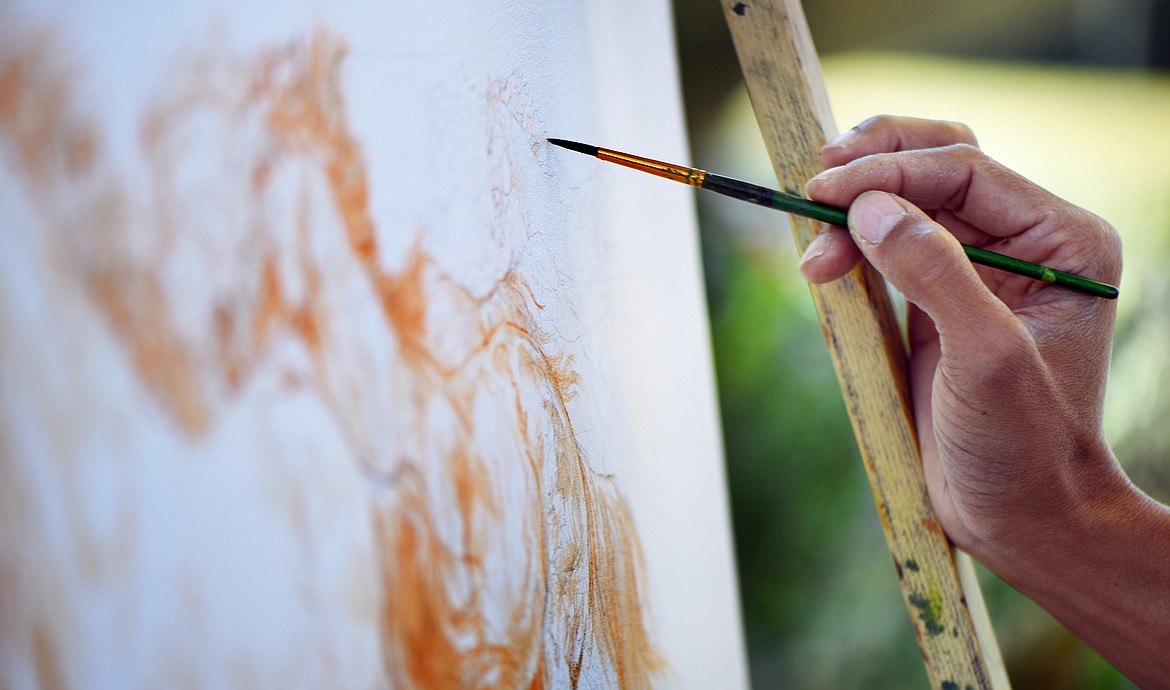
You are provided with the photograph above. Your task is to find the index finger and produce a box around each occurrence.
[807,143,1122,287]
[822,115,979,167]
[808,143,1055,239]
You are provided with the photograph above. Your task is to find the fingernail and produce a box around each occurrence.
[825,128,858,150]
[798,230,830,267]
[851,192,907,245]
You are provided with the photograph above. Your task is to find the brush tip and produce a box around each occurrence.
[547,138,599,157]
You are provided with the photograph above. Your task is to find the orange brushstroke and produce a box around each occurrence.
[377,248,433,368]
[1,14,664,690]
[0,21,211,433]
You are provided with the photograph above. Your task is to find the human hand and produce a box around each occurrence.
[797,116,1127,573]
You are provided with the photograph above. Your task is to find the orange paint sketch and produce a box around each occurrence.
[0,16,664,690]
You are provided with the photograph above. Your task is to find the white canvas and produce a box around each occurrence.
[0,1,747,688]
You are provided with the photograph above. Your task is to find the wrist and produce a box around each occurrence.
[978,449,1170,687]
[983,442,1136,581]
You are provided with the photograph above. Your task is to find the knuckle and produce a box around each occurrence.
[1047,206,1124,282]
[1086,213,1121,252]
[1082,211,1123,280]
[878,212,951,276]
[855,114,892,133]
[943,142,984,162]
[856,114,916,149]
[944,121,978,147]
[932,143,987,182]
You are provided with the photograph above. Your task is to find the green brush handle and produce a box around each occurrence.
[764,188,1119,300]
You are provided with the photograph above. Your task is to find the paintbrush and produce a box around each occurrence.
[547,138,1119,300]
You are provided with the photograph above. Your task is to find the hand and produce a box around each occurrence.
[799,114,1170,689]
[799,116,1127,566]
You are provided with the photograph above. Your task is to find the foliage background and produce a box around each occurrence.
[670,1,1170,687]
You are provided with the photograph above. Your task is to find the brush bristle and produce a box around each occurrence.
[547,138,599,157]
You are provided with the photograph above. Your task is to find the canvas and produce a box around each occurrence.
[0,1,747,687]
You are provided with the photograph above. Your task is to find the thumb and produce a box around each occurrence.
[848,191,1010,338]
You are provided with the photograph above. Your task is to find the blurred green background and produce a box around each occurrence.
[670,1,1170,687]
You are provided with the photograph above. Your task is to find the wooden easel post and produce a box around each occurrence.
[718,1,1011,687]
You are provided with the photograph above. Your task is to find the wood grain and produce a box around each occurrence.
[718,1,1011,687]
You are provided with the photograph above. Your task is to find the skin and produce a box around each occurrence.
[799,115,1170,688]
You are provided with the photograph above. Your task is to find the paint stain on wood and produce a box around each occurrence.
[908,587,946,637]
[0,15,662,689]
